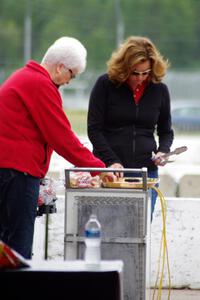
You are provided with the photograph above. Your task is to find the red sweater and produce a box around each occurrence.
[0,60,105,177]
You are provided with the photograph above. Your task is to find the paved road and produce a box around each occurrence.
[157,289,200,299]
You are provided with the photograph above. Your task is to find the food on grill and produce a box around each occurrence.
[69,172,159,189]
[70,171,101,188]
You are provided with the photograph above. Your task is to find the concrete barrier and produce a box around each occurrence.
[159,174,178,197]
[151,197,200,289]
[178,174,200,197]
[33,195,200,289]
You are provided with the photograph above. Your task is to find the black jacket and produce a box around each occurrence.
[87,74,174,171]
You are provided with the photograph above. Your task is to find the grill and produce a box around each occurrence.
[64,167,151,300]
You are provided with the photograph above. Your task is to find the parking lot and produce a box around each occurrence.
[171,101,200,131]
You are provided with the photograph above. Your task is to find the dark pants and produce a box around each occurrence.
[0,169,40,259]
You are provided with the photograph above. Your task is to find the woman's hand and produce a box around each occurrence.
[152,152,168,166]
[100,163,124,182]
[108,163,124,178]
[100,172,117,182]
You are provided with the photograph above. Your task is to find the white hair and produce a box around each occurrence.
[41,37,87,74]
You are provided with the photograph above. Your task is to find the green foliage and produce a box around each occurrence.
[1,0,200,81]
[0,19,21,66]
[123,0,197,68]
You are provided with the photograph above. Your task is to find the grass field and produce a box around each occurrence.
[65,109,87,136]
[64,109,199,137]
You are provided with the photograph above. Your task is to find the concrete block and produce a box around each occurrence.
[159,174,178,197]
[179,174,200,197]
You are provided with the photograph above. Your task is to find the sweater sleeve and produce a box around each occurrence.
[26,75,105,172]
[156,83,174,153]
[87,75,122,166]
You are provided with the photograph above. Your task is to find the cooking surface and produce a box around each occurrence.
[102,177,159,189]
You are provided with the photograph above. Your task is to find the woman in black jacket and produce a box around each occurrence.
[87,36,174,216]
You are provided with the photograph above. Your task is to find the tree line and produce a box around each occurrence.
[0,0,200,82]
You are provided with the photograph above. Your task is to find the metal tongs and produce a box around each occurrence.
[152,146,188,164]
[159,145,188,164]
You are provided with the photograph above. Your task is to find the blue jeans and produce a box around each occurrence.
[0,169,40,259]
[148,170,159,221]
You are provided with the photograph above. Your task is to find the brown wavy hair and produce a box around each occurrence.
[107,36,170,84]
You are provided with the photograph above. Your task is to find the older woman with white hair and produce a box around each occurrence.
[41,36,87,84]
[0,36,113,259]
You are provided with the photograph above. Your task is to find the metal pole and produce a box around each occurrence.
[24,0,32,63]
[44,206,50,260]
[115,0,124,46]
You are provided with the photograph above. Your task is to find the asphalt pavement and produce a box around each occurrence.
[156,289,200,299]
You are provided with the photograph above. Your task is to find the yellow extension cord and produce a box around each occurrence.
[151,187,172,300]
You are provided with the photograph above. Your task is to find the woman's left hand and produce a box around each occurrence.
[152,152,168,166]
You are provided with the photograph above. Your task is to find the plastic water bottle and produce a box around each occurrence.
[84,214,101,265]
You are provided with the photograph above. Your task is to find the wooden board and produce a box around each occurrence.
[102,177,159,189]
